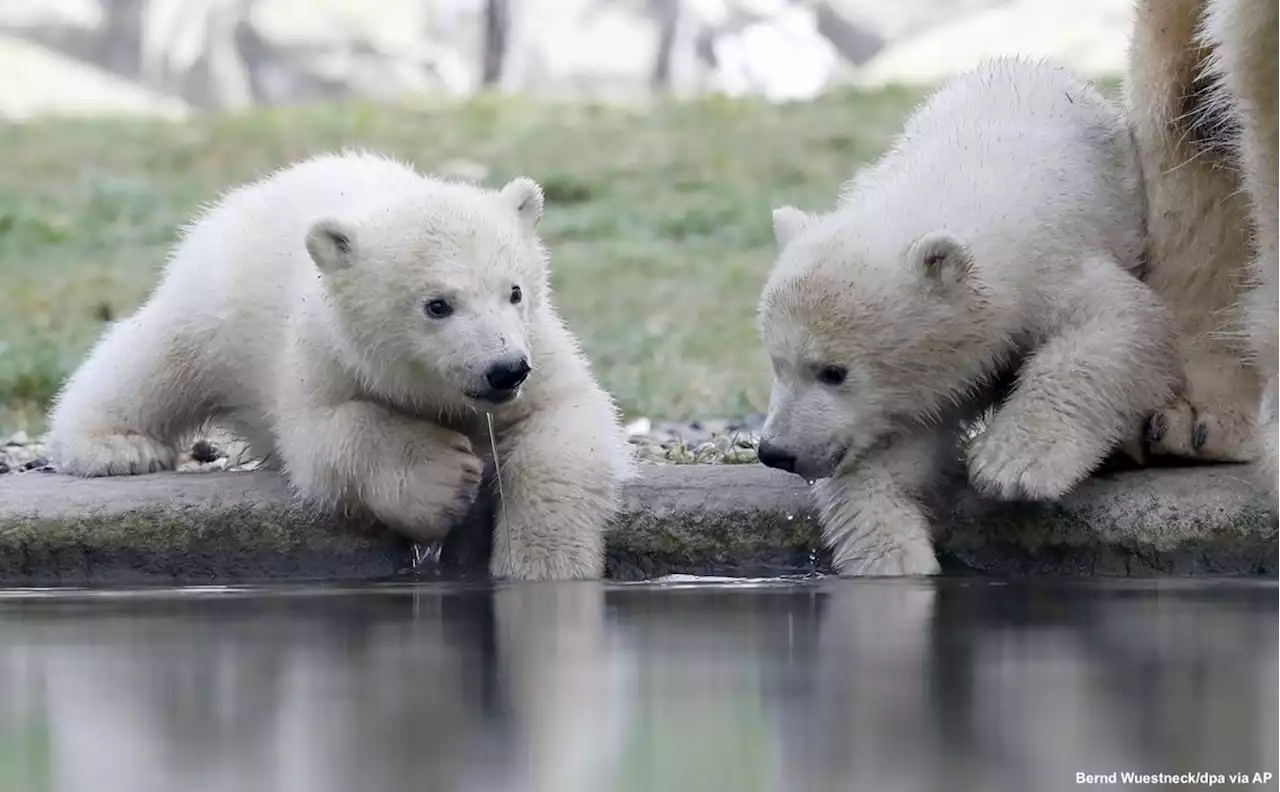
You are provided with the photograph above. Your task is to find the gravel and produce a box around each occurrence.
[0,428,267,476]
[624,413,765,464]
[0,416,765,476]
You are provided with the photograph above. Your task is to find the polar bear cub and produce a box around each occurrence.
[47,151,633,581]
[756,58,1181,576]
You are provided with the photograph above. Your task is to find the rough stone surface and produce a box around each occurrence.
[0,464,1274,585]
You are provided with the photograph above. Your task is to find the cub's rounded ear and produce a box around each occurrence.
[772,206,812,250]
[501,177,544,232]
[908,230,973,287]
[305,218,358,274]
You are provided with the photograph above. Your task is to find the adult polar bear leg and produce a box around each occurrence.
[815,428,951,577]
[1201,0,1279,506]
[487,319,629,581]
[46,300,221,477]
[1126,0,1262,464]
[275,398,484,541]
[968,258,1180,501]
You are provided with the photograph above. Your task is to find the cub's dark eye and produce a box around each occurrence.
[424,299,453,319]
[510,285,523,305]
[817,365,848,386]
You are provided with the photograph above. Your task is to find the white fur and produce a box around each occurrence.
[47,151,634,580]
[757,58,1180,576]
[1122,0,1268,468]
[1198,0,1279,505]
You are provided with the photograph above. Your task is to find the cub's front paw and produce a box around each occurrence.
[489,547,601,582]
[835,541,941,577]
[490,507,605,581]
[966,425,1093,501]
[366,429,484,542]
[828,514,940,577]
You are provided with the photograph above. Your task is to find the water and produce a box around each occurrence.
[0,578,1275,792]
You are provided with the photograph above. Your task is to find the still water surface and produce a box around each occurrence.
[0,577,1275,792]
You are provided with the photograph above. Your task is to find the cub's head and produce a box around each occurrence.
[755,205,1011,481]
[305,176,548,411]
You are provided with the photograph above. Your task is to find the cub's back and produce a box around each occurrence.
[861,57,1144,274]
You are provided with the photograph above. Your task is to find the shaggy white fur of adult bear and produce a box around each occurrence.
[1199,0,1278,504]
[1124,0,1260,467]
[47,151,634,581]
[755,58,1180,576]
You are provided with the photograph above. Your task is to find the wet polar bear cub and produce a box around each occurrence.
[756,59,1180,576]
[47,151,632,581]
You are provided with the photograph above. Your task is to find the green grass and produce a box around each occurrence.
[0,88,927,434]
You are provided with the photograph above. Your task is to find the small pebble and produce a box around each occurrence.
[624,417,652,437]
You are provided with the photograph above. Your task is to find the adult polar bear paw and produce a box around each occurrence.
[1143,396,1254,462]
[1125,0,1274,472]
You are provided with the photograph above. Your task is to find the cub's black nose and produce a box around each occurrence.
[485,356,532,392]
[757,443,797,474]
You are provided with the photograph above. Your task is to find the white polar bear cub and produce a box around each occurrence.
[756,58,1181,576]
[47,151,633,581]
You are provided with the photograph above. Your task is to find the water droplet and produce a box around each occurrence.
[410,542,442,569]
[785,513,794,521]
[805,479,816,486]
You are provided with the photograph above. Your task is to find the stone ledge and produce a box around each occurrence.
[0,464,1274,585]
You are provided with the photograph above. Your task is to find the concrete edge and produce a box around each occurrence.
[0,463,1275,585]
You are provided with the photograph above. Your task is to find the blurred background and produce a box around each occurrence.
[0,0,1133,453]
[0,0,1134,114]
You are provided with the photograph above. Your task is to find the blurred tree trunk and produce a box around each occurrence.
[812,1,883,65]
[481,0,511,87]
[201,0,255,108]
[94,0,146,76]
[481,0,529,92]
[650,0,699,96]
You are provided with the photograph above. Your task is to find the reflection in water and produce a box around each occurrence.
[0,579,1274,792]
